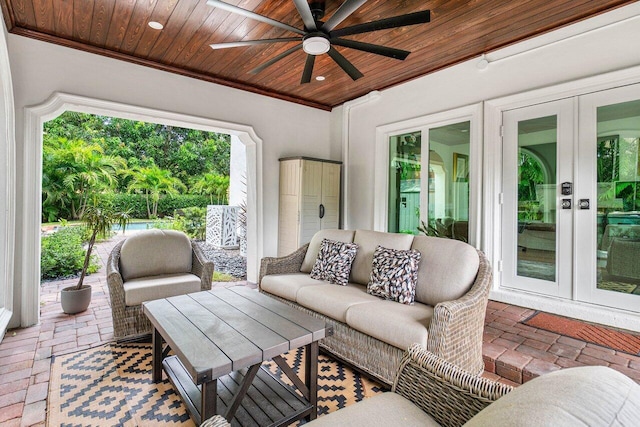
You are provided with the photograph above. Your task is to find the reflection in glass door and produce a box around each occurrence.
[387,122,471,242]
[577,85,640,312]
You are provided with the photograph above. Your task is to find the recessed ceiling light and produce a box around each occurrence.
[148,21,164,30]
[315,76,325,81]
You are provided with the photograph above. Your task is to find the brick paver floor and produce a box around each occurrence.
[1,234,639,425]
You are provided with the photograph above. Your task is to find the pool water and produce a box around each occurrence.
[112,222,157,231]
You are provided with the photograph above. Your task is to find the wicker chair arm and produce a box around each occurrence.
[258,243,310,285]
[426,250,492,375]
[106,240,126,304]
[191,242,215,291]
[393,344,512,427]
[201,415,231,427]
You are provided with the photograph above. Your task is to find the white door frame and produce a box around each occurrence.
[22,92,263,327]
[501,98,575,299]
[0,20,15,340]
[576,83,640,312]
[485,64,640,331]
[373,103,483,247]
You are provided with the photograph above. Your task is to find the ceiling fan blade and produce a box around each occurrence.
[293,0,317,31]
[249,44,302,75]
[323,0,367,32]
[206,0,304,35]
[301,54,316,84]
[210,38,301,49]
[330,10,431,37]
[327,47,363,81]
[331,38,410,60]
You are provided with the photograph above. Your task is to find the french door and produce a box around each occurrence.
[502,84,640,312]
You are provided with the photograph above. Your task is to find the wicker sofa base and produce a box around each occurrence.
[265,292,404,386]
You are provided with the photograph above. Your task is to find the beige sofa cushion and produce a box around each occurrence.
[301,229,356,273]
[411,236,479,306]
[260,273,328,302]
[120,230,192,281]
[350,230,414,285]
[123,273,201,306]
[345,300,433,350]
[305,392,440,427]
[465,365,640,426]
[296,283,380,323]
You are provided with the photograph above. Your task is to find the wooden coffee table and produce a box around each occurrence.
[142,286,329,426]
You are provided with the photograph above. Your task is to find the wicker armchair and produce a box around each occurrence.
[202,344,512,427]
[107,230,214,340]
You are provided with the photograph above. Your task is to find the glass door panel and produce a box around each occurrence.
[502,99,573,298]
[428,122,470,242]
[387,121,471,241]
[388,131,421,234]
[577,85,640,312]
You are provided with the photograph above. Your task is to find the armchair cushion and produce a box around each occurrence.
[302,392,440,427]
[464,365,640,426]
[120,230,193,280]
[123,273,202,306]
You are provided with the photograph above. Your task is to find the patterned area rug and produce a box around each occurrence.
[523,312,640,356]
[47,343,384,426]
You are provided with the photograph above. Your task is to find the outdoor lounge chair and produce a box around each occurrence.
[107,229,214,340]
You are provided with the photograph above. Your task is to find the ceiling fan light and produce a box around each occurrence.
[303,36,330,55]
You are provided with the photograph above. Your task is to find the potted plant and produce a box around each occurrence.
[60,205,130,314]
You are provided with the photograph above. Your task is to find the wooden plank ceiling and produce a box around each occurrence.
[1,0,636,110]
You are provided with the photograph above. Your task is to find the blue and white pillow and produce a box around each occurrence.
[310,238,358,286]
[367,245,421,305]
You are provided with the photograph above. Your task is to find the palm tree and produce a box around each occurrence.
[42,138,125,219]
[192,173,230,204]
[126,165,186,218]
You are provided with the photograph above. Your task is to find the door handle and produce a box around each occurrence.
[319,204,325,218]
[561,199,572,209]
[578,199,590,210]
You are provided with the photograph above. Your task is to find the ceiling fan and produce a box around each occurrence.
[206,0,431,84]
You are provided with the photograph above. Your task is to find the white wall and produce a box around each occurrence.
[229,135,247,207]
[343,3,640,231]
[0,13,15,338]
[6,34,331,327]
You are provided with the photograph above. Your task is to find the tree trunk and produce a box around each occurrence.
[75,229,97,290]
[145,192,152,219]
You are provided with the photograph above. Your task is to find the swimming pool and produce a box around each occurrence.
[112,221,160,231]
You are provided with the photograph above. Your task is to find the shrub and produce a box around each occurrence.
[171,207,207,239]
[40,226,100,280]
[158,195,210,216]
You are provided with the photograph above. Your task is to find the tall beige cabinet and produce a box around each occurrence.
[278,157,342,256]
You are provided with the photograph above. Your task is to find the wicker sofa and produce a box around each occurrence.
[204,344,640,426]
[258,229,491,385]
[107,229,215,340]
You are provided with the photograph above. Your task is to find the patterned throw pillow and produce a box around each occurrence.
[310,238,359,286]
[367,245,422,305]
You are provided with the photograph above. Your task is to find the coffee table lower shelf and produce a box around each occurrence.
[163,355,313,426]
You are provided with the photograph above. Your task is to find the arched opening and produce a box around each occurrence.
[22,92,263,327]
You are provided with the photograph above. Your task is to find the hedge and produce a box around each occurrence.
[102,193,210,218]
[41,226,100,280]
